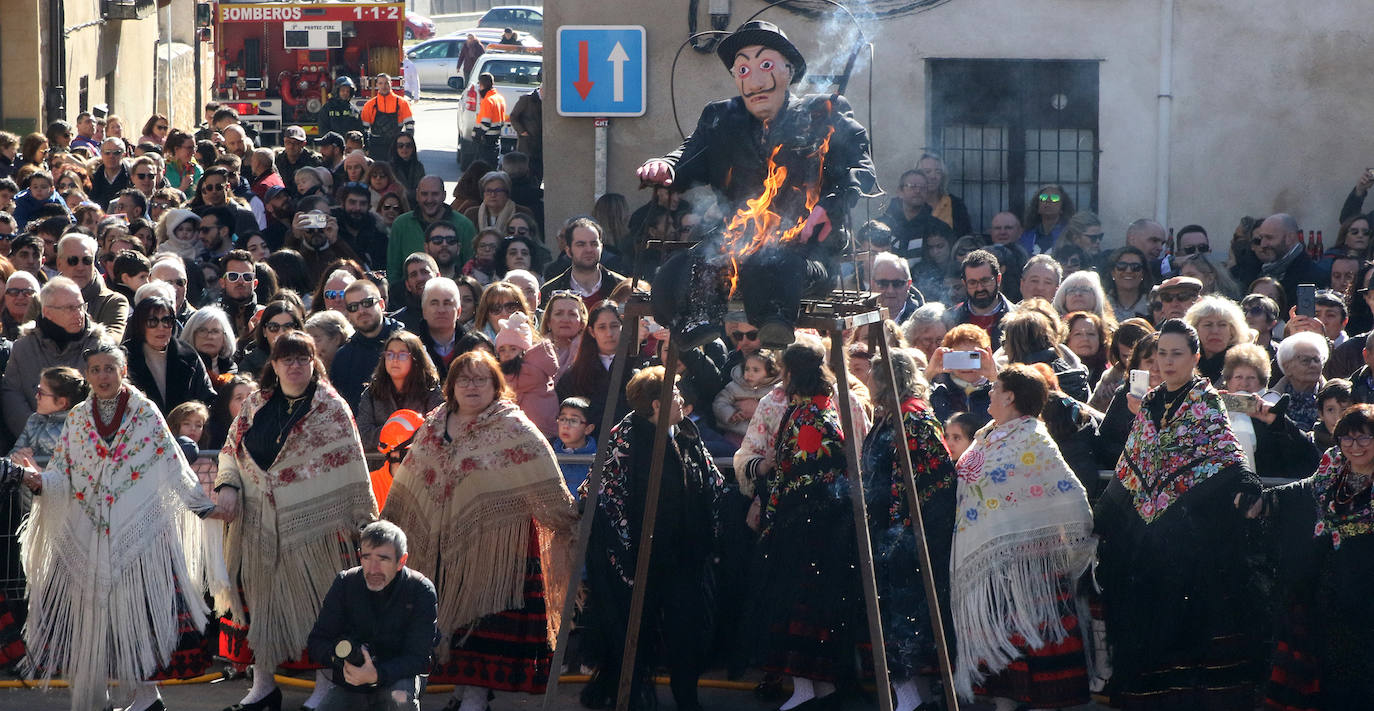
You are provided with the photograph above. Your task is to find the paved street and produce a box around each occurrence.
[409,91,466,195]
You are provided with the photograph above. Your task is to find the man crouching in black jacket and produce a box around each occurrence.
[308,521,438,711]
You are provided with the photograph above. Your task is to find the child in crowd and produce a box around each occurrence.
[1314,378,1353,452]
[943,411,987,462]
[9,366,87,461]
[168,401,211,448]
[552,397,597,494]
[714,349,781,444]
[12,169,65,229]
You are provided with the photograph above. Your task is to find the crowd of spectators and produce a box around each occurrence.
[0,113,1371,711]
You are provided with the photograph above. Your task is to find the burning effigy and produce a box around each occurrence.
[639,20,881,348]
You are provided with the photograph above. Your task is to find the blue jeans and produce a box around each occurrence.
[315,676,422,711]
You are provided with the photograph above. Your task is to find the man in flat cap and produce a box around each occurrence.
[639,20,880,347]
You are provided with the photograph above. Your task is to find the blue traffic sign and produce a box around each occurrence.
[557,25,646,117]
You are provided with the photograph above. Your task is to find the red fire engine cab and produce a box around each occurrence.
[211,1,406,145]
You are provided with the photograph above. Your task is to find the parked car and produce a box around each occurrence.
[404,11,436,40]
[408,30,539,90]
[478,5,543,40]
[455,49,542,166]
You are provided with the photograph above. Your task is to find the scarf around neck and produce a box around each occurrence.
[382,398,575,651]
[1308,447,1374,549]
[950,415,1095,699]
[477,198,517,234]
[1115,377,1247,523]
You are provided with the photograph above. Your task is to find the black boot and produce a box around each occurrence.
[652,248,727,350]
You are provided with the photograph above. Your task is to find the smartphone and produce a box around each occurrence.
[944,350,982,371]
[1129,369,1150,398]
[1220,392,1259,415]
[301,212,327,229]
[1260,391,1283,406]
[1297,283,1317,317]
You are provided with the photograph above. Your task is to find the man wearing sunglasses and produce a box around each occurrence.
[52,233,130,342]
[871,252,922,324]
[1149,276,1203,322]
[1160,224,1209,278]
[216,249,262,344]
[89,137,131,206]
[333,182,388,270]
[149,255,196,325]
[330,279,402,411]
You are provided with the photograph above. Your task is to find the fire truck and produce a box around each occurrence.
[209,1,407,145]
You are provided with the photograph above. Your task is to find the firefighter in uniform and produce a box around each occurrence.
[361,73,415,159]
[473,73,507,166]
[320,76,366,138]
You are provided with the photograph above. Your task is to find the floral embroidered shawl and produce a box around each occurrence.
[22,386,217,711]
[1114,377,1248,524]
[950,415,1095,699]
[215,380,378,667]
[382,399,576,651]
[1307,447,1374,549]
[761,395,850,540]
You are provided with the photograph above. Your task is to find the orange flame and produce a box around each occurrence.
[721,124,836,298]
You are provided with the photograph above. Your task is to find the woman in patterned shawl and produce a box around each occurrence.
[214,331,378,711]
[1255,405,1374,711]
[1094,319,1263,711]
[581,365,727,711]
[860,348,956,711]
[16,343,223,711]
[949,364,1095,709]
[382,350,576,711]
[748,339,862,711]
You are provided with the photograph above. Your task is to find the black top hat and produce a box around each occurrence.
[716,20,806,85]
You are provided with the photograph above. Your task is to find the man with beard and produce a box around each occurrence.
[422,221,461,279]
[637,20,879,347]
[289,204,362,285]
[318,132,348,185]
[260,185,294,249]
[387,175,476,286]
[950,248,1015,349]
[541,217,626,307]
[332,181,389,270]
[361,74,414,159]
[196,205,236,265]
[1251,212,1328,308]
[195,166,259,240]
[216,249,262,352]
[330,278,402,410]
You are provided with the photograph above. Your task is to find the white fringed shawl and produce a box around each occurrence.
[215,380,378,667]
[20,387,219,711]
[949,415,1096,700]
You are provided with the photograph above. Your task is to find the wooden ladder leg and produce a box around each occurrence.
[612,341,681,711]
[873,331,960,711]
[542,301,646,711]
[828,334,894,711]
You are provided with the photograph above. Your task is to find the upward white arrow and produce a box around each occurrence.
[607,41,630,103]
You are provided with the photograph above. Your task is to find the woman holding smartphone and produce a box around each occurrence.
[1093,319,1263,711]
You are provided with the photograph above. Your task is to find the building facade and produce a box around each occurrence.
[543,0,1368,251]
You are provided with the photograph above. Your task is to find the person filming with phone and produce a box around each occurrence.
[307,521,437,711]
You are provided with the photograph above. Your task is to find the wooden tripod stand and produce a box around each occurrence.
[541,292,959,711]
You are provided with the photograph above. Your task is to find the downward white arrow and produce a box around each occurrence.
[608,41,630,103]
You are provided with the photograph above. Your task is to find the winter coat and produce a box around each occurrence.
[712,366,778,437]
[125,337,219,416]
[12,188,69,230]
[0,319,108,438]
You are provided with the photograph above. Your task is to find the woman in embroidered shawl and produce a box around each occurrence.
[860,348,957,711]
[748,339,862,711]
[382,349,576,711]
[581,365,727,711]
[1094,319,1263,711]
[214,331,378,711]
[15,342,223,711]
[949,363,1095,709]
[1253,405,1374,711]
